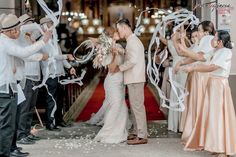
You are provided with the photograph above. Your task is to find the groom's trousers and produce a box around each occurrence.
[127,83,148,139]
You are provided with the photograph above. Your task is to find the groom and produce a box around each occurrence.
[110,19,148,145]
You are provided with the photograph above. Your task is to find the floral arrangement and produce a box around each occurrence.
[92,32,113,68]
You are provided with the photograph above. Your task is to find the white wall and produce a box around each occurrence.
[223,0,236,75]
[218,0,236,106]
[201,0,236,74]
[201,0,217,26]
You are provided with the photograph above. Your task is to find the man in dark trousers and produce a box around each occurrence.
[0,14,52,157]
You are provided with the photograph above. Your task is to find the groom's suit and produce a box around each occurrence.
[119,34,148,139]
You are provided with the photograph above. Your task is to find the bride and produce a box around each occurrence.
[90,27,128,144]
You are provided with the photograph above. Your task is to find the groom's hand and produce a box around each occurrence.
[114,66,120,73]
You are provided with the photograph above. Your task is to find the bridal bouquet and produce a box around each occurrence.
[91,32,113,68]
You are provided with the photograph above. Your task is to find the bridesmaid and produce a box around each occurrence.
[160,27,188,133]
[182,30,236,157]
[175,21,216,143]
[178,27,199,132]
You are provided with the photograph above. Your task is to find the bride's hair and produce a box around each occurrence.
[103,27,116,38]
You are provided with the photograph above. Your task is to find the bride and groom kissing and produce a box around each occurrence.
[87,19,148,145]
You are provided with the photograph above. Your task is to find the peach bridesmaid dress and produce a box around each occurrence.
[185,48,236,156]
[180,35,214,143]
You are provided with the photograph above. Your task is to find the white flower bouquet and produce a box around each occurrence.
[91,32,113,68]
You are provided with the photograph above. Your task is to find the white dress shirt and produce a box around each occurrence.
[0,33,45,94]
[210,48,232,78]
[16,34,43,82]
[41,41,71,78]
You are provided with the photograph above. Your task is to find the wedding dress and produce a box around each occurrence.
[85,99,108,126]
[93,48,128,144]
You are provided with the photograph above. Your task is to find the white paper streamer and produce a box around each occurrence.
[35,0,69,125]
[32,57,55,90]
[134,8,159,36]
[37,0,62,73]
[59,69,86,86]
[138,9,199,111]
[20,22,44,35]
[37,0,62,27]
[35,0,64,90]
[73,40,95,64]
[17,84,26,105]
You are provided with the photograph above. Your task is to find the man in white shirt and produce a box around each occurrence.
[39,17,76,131]
[0,14,52,157]
[15,14,49,146]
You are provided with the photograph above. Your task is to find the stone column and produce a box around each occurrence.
[103,0,108,26]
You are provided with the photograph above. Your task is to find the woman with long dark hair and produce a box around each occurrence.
[175,21,216,143]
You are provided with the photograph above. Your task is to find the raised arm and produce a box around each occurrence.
[179,57,196,66]
[174,57,196,74]
[178,44,206,61]
[6,31,52,58]
[172,38,183,56]
[172,28,190,56]
[23,53,48,62]
[181,64,219,73]
[159,35,168,46]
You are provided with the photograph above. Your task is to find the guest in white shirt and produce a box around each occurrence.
[15,14,48,146]
[0,14,51,157]
[39,17,76,131]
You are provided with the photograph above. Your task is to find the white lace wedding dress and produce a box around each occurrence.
[85,99,108,126]
[93,51,128,144]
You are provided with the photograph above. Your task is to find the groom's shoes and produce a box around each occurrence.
[127,137,148,145]
[127,134,137,140]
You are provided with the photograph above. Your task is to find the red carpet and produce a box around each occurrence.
[76,80,166,121]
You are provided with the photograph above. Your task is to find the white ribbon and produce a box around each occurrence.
[34,0,62,90]
[37,0,62,27]
[139,9,199,111]
[32,0,64,125]
[166,68,188,111]
[20,22,44,35]
[59,69,86,86]
[134,8,159,36]
[73,40,95,64]
[32,57,55,90]
[17,84,26,105]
